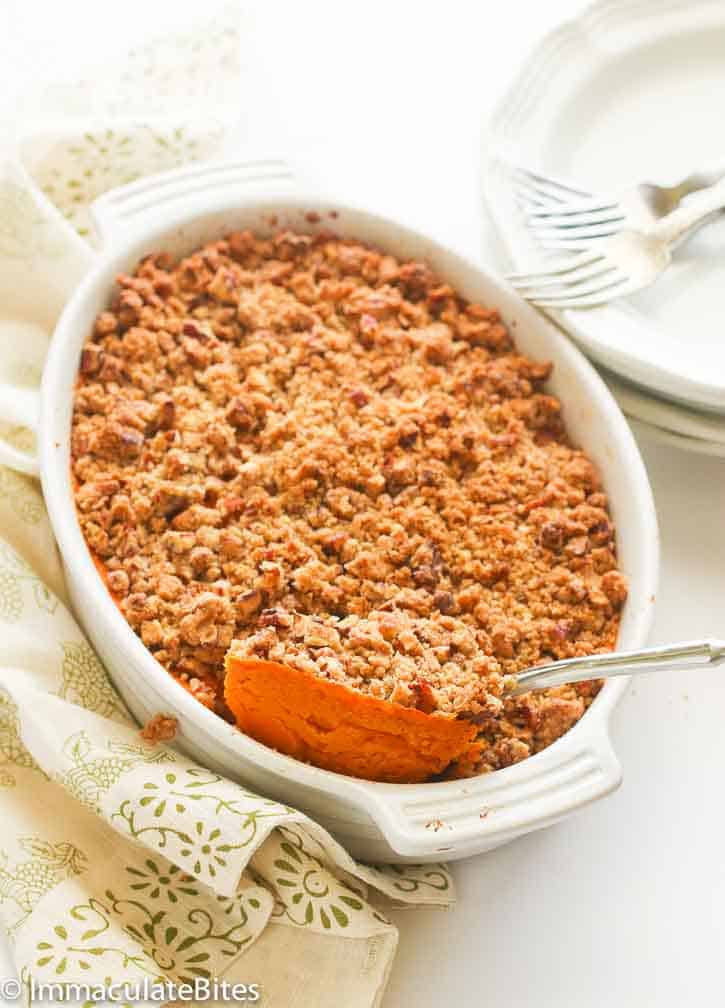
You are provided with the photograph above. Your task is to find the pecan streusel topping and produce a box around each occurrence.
[71,229,627,777]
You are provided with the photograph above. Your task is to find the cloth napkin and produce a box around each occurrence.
[0,6,454,1006]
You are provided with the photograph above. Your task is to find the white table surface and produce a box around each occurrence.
[3,1,725,1005]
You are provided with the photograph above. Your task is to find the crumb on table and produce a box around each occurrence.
[140,713,178,744]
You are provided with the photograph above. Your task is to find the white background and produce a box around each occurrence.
[3,1,725,1005]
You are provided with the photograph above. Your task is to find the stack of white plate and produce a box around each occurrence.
[481,0,725,457]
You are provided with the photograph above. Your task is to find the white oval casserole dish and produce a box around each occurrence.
[39,159,659,863]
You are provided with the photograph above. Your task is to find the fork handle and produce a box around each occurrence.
[509,639,725,696]
[653,176,725,247]
[673,156,725,199]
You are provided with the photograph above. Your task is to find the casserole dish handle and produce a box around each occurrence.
[356,723,623,859]
[91,158,297,245]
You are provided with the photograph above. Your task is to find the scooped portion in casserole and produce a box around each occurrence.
[71,228,627,782]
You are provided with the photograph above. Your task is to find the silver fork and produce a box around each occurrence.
[506,157,725,250]
[506,639,725,697]
[508,174,725,309]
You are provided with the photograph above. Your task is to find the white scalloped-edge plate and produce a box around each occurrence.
[482,0,725,414]
[603,370,725,451]
[627,416,725,458]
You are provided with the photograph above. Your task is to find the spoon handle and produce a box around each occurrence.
[508,639,725,697]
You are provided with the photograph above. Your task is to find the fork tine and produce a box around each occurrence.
[527,220,623,241]
[514,267,620,301]
[525,206,624,227]
[505,161,593,201]
[530,274,630,308]
[526,198,620,220]
[513,185,553,209]
[535,285,633,309]
[511,174,572,204]
[537,237,614,251]
[509,258,616,291]
[513,181,566,209]
[506,250,603,284]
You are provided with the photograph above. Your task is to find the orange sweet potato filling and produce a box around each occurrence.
[223,650,479,783]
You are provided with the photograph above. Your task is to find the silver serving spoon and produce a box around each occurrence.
[507,639,725,697]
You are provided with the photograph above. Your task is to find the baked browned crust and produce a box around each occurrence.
[71,229,627,777]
